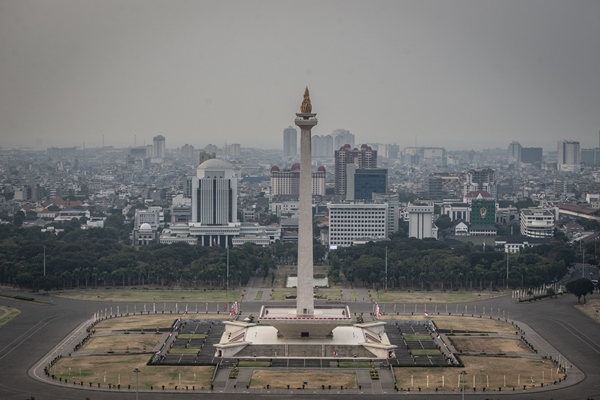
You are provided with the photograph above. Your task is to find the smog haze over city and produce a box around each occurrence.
[1,0,599,151]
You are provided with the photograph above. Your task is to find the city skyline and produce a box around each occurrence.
[1,1,600,151]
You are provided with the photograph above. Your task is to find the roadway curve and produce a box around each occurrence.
[1,290,599,400]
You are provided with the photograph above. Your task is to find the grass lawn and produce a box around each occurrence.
[270,288,297,300]
[338,362,373,368]
[0,306,20,327]
[49,354,214,389]
[255,291,263,301]
[178,333,207,339]
[394,357,563,391]
[250,369,357,389]
[169,347,200,354]
[238,361,271,367]
[53,287,242,302]
[403,335,431,341]
[410,349,442,356]
[372,290,505,303]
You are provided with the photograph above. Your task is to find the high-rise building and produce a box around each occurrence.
[223,143,241,158]
[181,144,194,159]
[557,140,581,172]
[464,168,496,199]
[521,147,543,164]
[153,135,166,158]
[332,129,355,150]
[327,202,388,247]
[283,126,297,158]
[372,193,400,235]
[311,134,333,158]
[520,208,555,238]
[581,148,600,166]
[270,164,325,197]
[334,144,377,197]
[345,166,387,200]
[406,202,436,239]
[507,142,521,164]
[191,159,238,227]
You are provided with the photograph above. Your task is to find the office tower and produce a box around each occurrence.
[372,192,400,235]
[327,202,388,247]
[270,164,325,197]
[427,175,444,200]
[581,148,600,166]
[521,147,543,164]
[557,140,581,172]
[334,144,377,197]
[345,166,387,200]
[294,87,318,316]
[406,202,435,239]
[283,126,298,157]
[191,158,238,227]
[507,142,521,164]
[153,135,166,158]
[520,208,555,238]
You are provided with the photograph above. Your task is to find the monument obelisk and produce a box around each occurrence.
[295,87,317,315]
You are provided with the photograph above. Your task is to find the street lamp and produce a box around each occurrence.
[460,370,467,400]
[133,368,140,400]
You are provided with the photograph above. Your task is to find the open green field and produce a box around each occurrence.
[53,287,243,302]
[372,290,505,303]
[0,306,20,327]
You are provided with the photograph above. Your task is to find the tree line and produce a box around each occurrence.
[0,214,586,292]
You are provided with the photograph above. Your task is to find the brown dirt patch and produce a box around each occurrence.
[381,315,516,334]
[250,369,357,389]
[449,337,530,354]
[81,334,159,352]
[94,314,229,332]
[394,356,563,391]
[574,299,600,323]
[49,354,214,389]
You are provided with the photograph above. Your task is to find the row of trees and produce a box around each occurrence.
[328,236,577,291]
[0,214,590,292]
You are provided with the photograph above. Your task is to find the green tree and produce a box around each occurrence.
[565,278,595,303]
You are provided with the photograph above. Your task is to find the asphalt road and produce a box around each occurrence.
[1,289,599,400]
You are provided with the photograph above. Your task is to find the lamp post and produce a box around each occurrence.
[460,370,467,400]
[43,245,46,277]
[134,368,140,400]
[385,247,388,291]
[226,247,229,301]
[506,250,509,290]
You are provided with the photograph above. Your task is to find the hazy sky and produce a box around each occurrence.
[1,0,599,151]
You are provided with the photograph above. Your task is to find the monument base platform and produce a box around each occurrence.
[214,315,397,360]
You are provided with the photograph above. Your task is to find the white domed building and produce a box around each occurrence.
[133,222,159,246]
